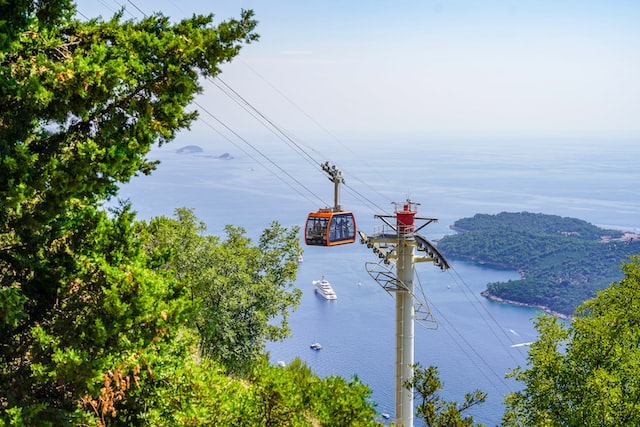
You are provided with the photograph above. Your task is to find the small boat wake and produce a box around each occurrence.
[511,342,533,348]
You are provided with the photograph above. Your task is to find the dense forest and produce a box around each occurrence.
[437,212,640,315]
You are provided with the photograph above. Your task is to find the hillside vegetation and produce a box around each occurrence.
[0,3,382,424]
[437,212,640,315]
[503,257,640,426]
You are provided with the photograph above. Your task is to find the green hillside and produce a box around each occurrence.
[437,212,640,316]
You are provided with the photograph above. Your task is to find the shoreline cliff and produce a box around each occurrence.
[480,290,574,321]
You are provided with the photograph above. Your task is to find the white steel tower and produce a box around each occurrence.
[359,200,449,427]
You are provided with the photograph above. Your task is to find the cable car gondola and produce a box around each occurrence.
[305,209,356,246]
[305,162,357,246]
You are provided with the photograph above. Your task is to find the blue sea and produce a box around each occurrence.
[113,136,640,426]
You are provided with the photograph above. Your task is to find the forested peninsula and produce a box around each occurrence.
[436,212,640,316]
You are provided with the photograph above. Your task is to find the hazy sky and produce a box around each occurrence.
[75,1,640,140]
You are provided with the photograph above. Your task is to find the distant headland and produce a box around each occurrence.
[176,145,233,159]
[437,212,640,317]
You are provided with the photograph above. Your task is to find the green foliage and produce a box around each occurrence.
[503,256,640,426]
[450,212,620,241]
[246,359,379,427]
[139,208,302,375]
[407,363,486,427]
[437,212,640,315]
[0,1,258,291]
[1,0,258,321]
[0,284,26,328]
[0,204,194,426]
[96,329,250,427]
[0,3,422,426]
[0,2,259,424]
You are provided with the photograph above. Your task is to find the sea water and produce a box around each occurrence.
[113,136,640,426]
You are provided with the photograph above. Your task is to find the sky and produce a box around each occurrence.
[74,0,640,141]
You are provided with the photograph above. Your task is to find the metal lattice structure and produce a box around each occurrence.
[359,200,449,427]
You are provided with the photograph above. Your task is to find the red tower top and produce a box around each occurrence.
[395,200,418,235]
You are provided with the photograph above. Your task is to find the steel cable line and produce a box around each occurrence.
[211,76,393,215]
[76,10,90,20]
[446,265,530,362]
[343,183,391,216]
[425,300,514,393]
[209,77,348,208]
[237,58,395,214]
[375,266,514,401]
[212,77,320,172]
[77,0,331,208]
[113,0,138,18]
[189,107,323,207]
[414,272,515,393]
[96,0,118,14]
[86,0,393,217]
[373,263,515,393]
[192,100,329,208]
[126,0,147,17]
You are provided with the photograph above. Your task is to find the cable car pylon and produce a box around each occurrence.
[358,200,449,427]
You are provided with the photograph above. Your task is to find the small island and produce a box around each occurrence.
[176,145,234,160]
[437,212,640,317]
[176,145,204,154]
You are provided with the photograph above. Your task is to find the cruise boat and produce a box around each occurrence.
[313,277,337,300]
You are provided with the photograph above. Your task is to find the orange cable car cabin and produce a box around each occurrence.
[305,209,356,246]
[305,161,357,246]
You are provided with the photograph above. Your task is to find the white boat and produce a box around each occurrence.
[310,342,322,350]
[313,277,337,300]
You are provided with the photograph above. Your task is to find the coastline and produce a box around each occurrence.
[480,290,574,321]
